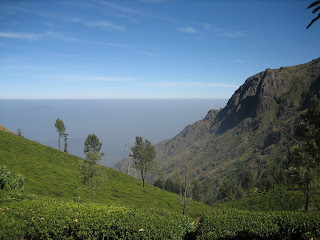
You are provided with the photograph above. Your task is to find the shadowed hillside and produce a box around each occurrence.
[153,58,320,187]
[115,58,320,190]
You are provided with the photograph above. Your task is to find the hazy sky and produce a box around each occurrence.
[1,0,319,99]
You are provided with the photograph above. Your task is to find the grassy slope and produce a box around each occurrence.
[0,130,210,217]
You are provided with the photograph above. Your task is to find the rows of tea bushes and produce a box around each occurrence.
[193,208,320,239]
[0,193,194,240]
[1,193,320,239]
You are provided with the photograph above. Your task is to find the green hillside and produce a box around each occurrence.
[0,130,210,217]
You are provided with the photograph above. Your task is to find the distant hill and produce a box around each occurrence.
[0,130,210,217]
[115,58,320,189]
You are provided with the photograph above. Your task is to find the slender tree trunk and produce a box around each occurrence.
[58,133,61,150]
[141,170,145,187]
[305,176,310,211]
[91,177,93,202]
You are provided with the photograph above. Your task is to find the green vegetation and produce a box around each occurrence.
[0,130,210,217]
[0,193,194,240]
[0,166,24,193]
[80,134,104,202]
[193,208,320,239]
[2,193,319,239]
[130,136,156,188]
[84,134,103,153]
[215,188,320,212]
[54,118,66,151]
[285,96,320,211]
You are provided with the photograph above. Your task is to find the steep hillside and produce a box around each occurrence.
[0,130,210,217]
[154,58,320,185]
[138,58,320,187]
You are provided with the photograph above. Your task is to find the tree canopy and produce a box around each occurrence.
[285,96,320,211]
[84,134,102,154]
[54,119,66,151]
[130,136,156,187]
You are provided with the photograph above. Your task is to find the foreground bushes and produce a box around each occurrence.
[193,208,320,239]
[1,194,319,239]
[0,194,194,240]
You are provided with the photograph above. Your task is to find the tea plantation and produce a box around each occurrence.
[1,130,320,239]
[0,193,195,239]
[1,193,319,239]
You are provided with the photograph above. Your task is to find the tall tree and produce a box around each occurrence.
[129,136,156,187]
[306,1,320,29]
[54,119,66,150]
[241,170,254,197]
[218,178,243,207]
[179,157,192,215]
[284,96,320,211]
[285,146,317,211]
[79,151,103,202]
[84,134,102,154]
[79,134,104,202]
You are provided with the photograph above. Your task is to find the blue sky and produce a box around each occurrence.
[1,0,319,99]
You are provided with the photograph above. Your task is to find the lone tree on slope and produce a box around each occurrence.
[80,134,104,202]
[54,119,66,151]
[130,136,156,188]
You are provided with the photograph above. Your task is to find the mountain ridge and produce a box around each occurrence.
[115,57,320,189]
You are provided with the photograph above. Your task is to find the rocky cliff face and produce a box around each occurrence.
[216,67,291,133]
[115,58,320,187]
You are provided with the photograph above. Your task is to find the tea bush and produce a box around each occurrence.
[194,208,320,239]
[0,193,195,240]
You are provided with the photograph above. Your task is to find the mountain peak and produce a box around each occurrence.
[152,57,320,186]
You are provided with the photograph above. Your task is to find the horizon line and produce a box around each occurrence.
[0,97,229,100]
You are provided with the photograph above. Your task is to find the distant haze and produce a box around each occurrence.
[0,99,227,166]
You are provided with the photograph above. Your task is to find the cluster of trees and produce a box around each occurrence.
[217,96,320,211]
[284,96,320,211]
[78,134,157,202]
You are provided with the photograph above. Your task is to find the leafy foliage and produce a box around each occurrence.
[84,134,103,154]
[0,194,195,240]
[194,208,320,239]
[54,119,66,150]
[130,137,156,187]
[217,178,243,207]
[79,151,104,202]
[0,166,24,193]
[284,96,320,211]
[241,170,254,197]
